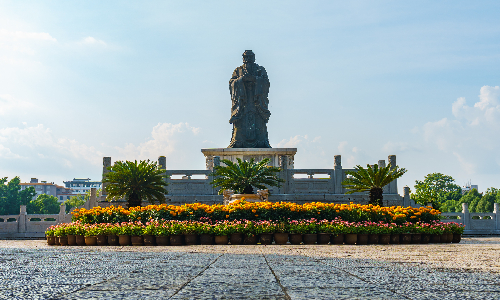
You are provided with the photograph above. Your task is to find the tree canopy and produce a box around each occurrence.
[411,173,462,208]
[27,194,60,214]
[0,177,36,215]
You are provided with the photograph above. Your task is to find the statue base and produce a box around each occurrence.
[201,148,297,170]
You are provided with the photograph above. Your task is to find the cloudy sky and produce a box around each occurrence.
[0,1,499,193]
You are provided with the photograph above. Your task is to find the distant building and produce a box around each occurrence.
[63,178,102,195]
[462,181,479,195]
[20,178,78,203]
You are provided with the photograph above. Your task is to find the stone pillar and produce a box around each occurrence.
[378,160,389,194]
[19,205,27,233]
[403,186,410,207]
[212,156,221,195]
[494,203,499,231]
[87,188,97,209]
[388,155,397,194]
[462,203,470,231]
[334,155,343,194]
[101,157,112,202]
[58,204,66,223]
[279,155,289,194]
[158,156,166,170]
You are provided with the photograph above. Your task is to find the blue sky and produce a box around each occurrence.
[0,1,499,193]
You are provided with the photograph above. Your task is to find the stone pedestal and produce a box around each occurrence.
[201,148,297,170]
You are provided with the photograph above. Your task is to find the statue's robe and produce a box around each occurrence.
[228,62,271,148]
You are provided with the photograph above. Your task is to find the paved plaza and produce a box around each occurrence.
[0,238,499,300]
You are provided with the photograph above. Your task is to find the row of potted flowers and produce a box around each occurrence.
[46,219,464,246]
[71,201,441,225]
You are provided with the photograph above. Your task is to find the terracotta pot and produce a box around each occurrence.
[229,193,262,203]
[289,233,303,245]
[76,235,86,246]
[230,233,244,245]
[58,236,68,246]
[379,234,391,244]
[155,235,170,246]
[430,234,441,243]
[118,235,131,246]
[200,234,214,245]
[259,233,273,245]
[47,236,56,245]
[244,235,258,245]
[356,234,368,245]
[303,234,317,245]
[344,234,357,245]
[215,235,229,245]
[452,233,462,243]
[317,233,330,245]
[390,234,400,244]
[184,234,199,245]
[273,233,289,245]
[107,235,119,246]
[143,235,156,246]
[170,234,184,246]
[67,235,76,246]
[421,234,431,244]
[96,235,107,246]
[131,236,144,246]
[442,233,453,243]
[85,236,97,246]
[368,234,379,245]
[411,234,421,244]
[331,234,344,245]
[400,233,411,244]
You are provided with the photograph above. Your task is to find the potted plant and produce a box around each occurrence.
[96,224,108,246]
[273,221,289,245]
[213,221,230,245]
[450,222,465,243]
[255,220,275,245]
[198,221,214,245]
[169,221,184,246]
[75,223,86,246]
[84,224,99,246]
[317,220,331,245]
[45,226,56,245]
[302,219,318,245]
[286,220,306,245]
[242,220,258,244]
[143,221,158,246]
[209,158,284,203]
[182,221,199,245]
[155,221,170,246]
[117,222,133,246]
[54,224,68,246]
[106,223,120,246]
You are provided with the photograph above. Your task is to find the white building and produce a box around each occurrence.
[20,178,78,203]
[63,178,102,195]
[462,182,479,195]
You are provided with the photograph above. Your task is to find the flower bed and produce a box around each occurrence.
[70,201,441,225]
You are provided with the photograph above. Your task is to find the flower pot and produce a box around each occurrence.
[184,234,199,245]
[368,234,379,245]
[143,235,156,246]
[47,236,56,245]
[289,233,303,245]
[379,234,391,244]
[331,234,344,245]
[442,233,453,243]
[390,234,400,244]
[344,234,357,245]
[118,235,131,246]
[85,236,97,246]
[58,236,68,246]
[230,193,262,203]
[356,234,368,245]
[155,235,170,246]
[230,233,244,245]
[96,235,108,246]
[421,233,430,244]
[215,235,229,245]
[76,235,86,246]
[244,235,258,245]
[273,233,289,245]
[400,233,411,244]
[430,234,441,243]
[259,233,273,245]
[67,235,76,246]
[131,236,144,246]
[107,235,119,246]
[411,234,421,244]
[303,234,317,245]
[317,233,330,245]
[452,234,462,243]
[200,234,214,245]
[170,234,184,246]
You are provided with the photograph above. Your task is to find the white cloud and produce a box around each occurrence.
[78,36,107,47]
[0,29,57,42]
[0,94,36,115]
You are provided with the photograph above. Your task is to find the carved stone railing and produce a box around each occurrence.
[440,203,500,235]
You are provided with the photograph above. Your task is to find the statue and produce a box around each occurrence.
[228,50,271,148]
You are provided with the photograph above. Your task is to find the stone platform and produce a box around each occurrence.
[201,148,297,170]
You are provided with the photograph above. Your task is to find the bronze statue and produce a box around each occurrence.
[228,50,271,148]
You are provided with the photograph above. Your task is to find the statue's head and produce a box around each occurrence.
[242,50,255,64]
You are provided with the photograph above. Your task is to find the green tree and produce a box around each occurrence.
[461,188,482,212]
[27,194,60,214]
[102,160,168,208]
[342,164,407,206]
[411,173,461,208]
[210,158,284,194]
[0,177,36,215]
[63,194,86,213]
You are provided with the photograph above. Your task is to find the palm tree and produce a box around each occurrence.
[342,164,407,206]
[102,160,168,208]
[210,158,284,194]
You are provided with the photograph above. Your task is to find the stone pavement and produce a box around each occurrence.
[0,238,499,300]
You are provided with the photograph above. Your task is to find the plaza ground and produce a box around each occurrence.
[0,237,499,299]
